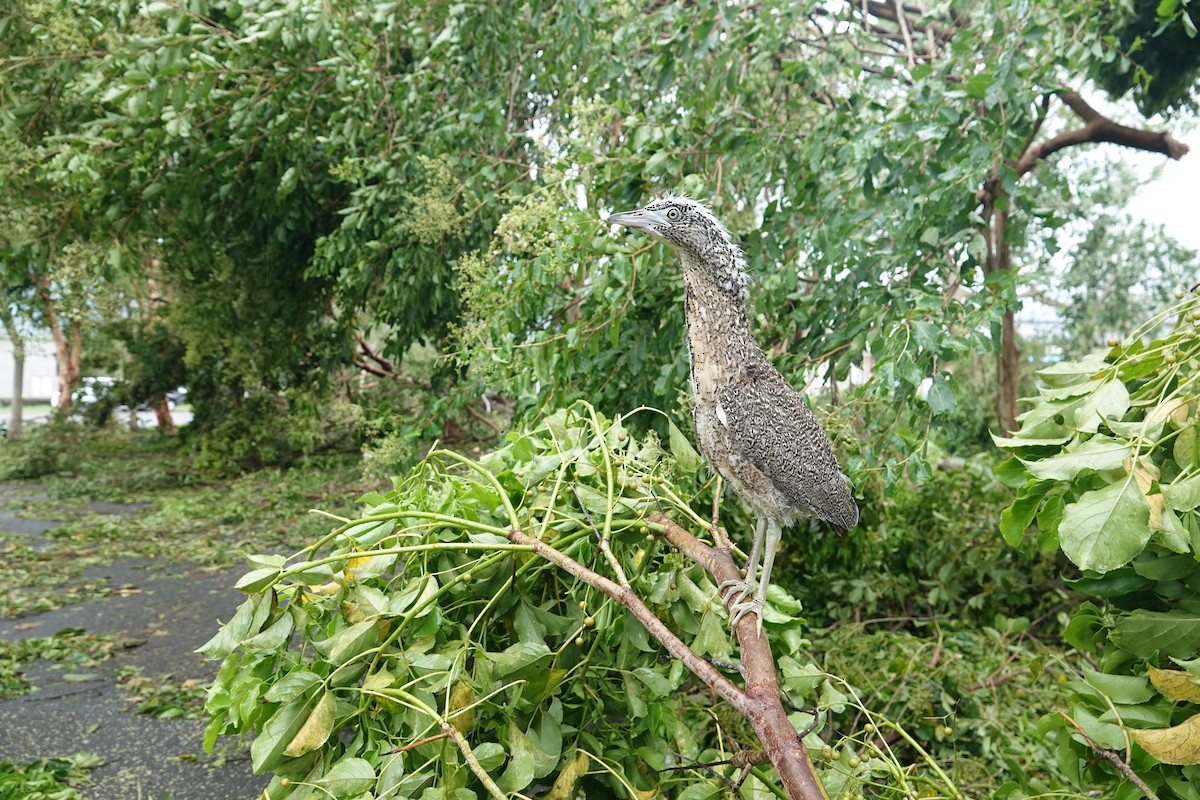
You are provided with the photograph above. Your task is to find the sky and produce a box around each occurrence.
[1125,129,1200,253]
[1015,112,1198,337]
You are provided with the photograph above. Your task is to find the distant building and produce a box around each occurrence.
[0,338,59,404]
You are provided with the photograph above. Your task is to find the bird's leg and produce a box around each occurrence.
[729,518,781,633]
[718,515,765,614]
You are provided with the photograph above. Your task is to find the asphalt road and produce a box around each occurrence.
[0,486,267,800]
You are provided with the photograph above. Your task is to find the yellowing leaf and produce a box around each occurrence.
[1130,713,1200,765]
[448,681,476,734]
[1128,457,1165,530]
[1148,397,1187,428]
[546,750,590,800]
[283,690,336,757]
[1150,666,1200,703]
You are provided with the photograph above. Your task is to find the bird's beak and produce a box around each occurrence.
[606,207,670,234]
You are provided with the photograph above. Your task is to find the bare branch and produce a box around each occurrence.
[1014,91,1190,177]
[507,513,832,800]
[1055,711,1160,800]
[892,0,917,67]
[649,512,830,800]
[505,526,748,711]
[356,332,396,374]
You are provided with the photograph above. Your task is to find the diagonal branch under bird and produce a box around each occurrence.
[506,510,830,800]
[606,197,859,633]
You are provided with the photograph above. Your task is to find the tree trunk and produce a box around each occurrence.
[34,275,82,418]
[996,307,1019,434]
[154,396,176,433]
[981,182,1019,434]
[0,303,25,440]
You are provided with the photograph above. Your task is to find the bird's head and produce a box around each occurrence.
[606,196,747,298]
[605,196,730,253]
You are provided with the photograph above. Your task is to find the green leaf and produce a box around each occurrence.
[316,757,375,795]
[1066,568,1153,598]
[486,642,552,678]
[325,620,380,665]
[991,433,1073,449]
[1020,435,1131,481]
[473,742,506,771]
[1080,666,1156,704]
[250,696,314,773]
[264,670,322,704]
[1000,480,1054,547]
[235,567,281,594]
[1164,473,1200,512]
[924,373,956,415]
[1072,380,1131,434]
[1111,610,1200,659]
[667,418,701,473]
[995,456,1031,488]
[242,613,295,651]
[1059,478,1151,573]
[197,596,267,658]
[500,723,555,792]
[1037,352,1109,387]
[632,666,675,699]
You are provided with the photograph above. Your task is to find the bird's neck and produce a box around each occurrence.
[678,251,758,400]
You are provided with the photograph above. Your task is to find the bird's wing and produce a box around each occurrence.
[719,360,859,531]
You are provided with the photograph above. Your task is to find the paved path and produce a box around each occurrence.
[0,488,269,800]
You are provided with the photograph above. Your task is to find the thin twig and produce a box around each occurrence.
[892,0,917,67]
[386,732,449,754]
[440,720,507,800]
[1056,711,1160,800]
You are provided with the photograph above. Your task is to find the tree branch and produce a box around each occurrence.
[1013,91,1190,177]
[649,512,831,800]
[356,332,396,375]
[507,513,831,800]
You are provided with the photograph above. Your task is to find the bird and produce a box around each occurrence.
[606,196,858,633]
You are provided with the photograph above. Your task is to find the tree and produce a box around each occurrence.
[7,0,1188,459]
[0,2,129,418]
[0,296,25,439]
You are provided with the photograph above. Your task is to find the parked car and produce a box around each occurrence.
[51,377,118,408]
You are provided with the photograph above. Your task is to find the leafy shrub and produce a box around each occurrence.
[997,294,1200,798]
[200,403,978,799]
[791,456,1063,626]
[0,421,80,479]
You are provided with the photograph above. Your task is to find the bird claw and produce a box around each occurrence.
[728,597,765,634]
[718,580,765,634]
[718,579,753,609]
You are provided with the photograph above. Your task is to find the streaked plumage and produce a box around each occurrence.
[606,197,858,633]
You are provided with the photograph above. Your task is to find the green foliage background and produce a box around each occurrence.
[1,0,1199,798]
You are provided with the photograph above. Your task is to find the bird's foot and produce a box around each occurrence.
[717,578,754,610]
[719,579,765,634]
[727,596,765,634]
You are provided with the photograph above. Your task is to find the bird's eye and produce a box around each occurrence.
[666,207,681,221]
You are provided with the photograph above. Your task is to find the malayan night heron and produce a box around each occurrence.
[607,197,859,633]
